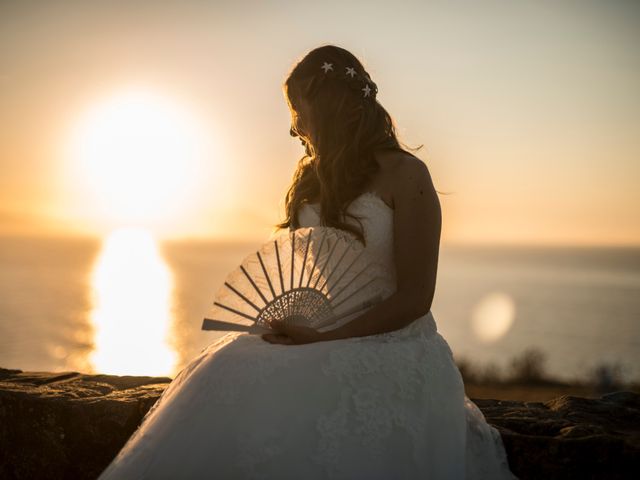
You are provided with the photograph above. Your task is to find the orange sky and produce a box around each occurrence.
[1,0,638,246]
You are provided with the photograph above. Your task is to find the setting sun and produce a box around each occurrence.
[66,87,212,227]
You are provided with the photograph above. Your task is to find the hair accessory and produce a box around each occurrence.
[320,61,377,99]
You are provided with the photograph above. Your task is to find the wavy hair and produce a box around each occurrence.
[274,44,427,246]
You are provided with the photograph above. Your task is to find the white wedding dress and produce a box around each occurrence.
[98,192,517,479]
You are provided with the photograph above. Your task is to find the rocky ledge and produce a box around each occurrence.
[0,367,638,479]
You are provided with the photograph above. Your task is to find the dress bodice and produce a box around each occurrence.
[296,191,398,300]
[296,192,438,338]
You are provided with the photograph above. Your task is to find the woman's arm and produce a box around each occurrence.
[320,158,442,341]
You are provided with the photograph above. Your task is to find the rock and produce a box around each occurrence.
[475,393,640,479]
[0,367,639,479]
[0,367,170,480]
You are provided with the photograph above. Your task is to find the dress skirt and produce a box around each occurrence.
[98,312,515,479]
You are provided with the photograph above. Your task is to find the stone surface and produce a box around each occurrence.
[477,392,640,479]
[1,367,639,479]
[0,368,170,480]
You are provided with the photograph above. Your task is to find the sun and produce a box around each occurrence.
[68,87,211,226]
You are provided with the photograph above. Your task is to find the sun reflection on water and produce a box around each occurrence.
[89,227,177,376]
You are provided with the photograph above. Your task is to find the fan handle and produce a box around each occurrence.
[201,318,273,334]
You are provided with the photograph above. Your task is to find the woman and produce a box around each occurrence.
[99,44,517,479]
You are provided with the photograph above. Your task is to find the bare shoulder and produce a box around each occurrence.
[373,150,436,210]
[392,154,435,193]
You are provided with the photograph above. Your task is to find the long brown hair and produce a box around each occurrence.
[274,44,425,246]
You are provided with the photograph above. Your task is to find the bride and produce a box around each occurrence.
[98,45,517,479]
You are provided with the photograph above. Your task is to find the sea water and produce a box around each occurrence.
[0,235,638,382]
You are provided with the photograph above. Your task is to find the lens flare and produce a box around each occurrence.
[471,291,516,343]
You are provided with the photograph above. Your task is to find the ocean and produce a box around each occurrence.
[1,234,638,383]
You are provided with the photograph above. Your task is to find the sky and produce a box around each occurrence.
[1,0,638,246]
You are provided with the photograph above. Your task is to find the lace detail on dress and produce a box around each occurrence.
[312,331,451,477]
[235,427,286,480]
[313,388,352,476]
[208,335,303,406]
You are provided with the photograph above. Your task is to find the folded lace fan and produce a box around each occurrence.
[202,226,386,334]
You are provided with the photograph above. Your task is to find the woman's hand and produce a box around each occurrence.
[261,319,324,345]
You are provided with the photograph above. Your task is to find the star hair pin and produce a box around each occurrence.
[320,61,375,99]
[320,61,333,73]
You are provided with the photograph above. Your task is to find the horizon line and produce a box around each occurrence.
[1,231,639,250]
